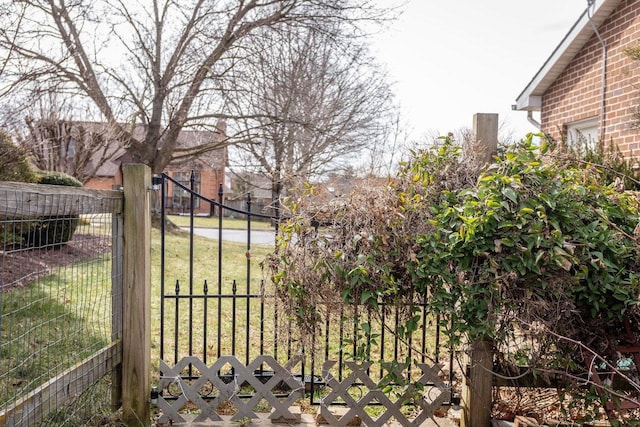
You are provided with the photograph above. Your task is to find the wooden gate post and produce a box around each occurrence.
[460,113,498,427]
[121,164,151,426]
[461,337,494,427]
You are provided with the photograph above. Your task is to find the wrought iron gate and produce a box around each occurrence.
[153,171,457,425]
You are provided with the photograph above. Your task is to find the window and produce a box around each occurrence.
[172,171,201,209]
[566,117,599,151]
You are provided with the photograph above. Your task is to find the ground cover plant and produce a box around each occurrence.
[269,134,640,422]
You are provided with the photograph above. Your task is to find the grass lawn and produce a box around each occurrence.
[167,214,275,230]
[150,227,276,367]
[1,225,444,424]
[0,254,112,412]
[149,227,440,383]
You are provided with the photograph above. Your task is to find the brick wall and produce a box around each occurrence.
[542,0,640,157]
[85,176,117,190]
[164,167,225,215]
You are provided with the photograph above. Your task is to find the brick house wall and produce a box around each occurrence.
[163,165,226,216]
[542,0,640,157]
[83,124,227,212]
[85,176,118,191]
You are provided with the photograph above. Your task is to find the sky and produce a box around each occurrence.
[371,0,590,141]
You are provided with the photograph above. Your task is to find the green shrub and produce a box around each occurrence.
[22,172,83,247]
[413,137,640,350]
[271,133,640,371]
[37,171,83,187]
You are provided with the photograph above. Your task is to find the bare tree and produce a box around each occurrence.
[20,117,124,184]
[358,111,411,177]
[0,0,393,173]
[3,91,123,183]
[223,25,394,203]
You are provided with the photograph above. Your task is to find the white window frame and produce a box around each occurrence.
[566,117,600,151]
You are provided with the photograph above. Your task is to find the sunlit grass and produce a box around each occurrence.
[150,228,275,370]
[167,215,274,231]
[0,255,112,408]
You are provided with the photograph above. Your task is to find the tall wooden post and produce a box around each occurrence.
[473,113,498,165]
[461,113,498,427]
[461,338,494,427]
[121,164,151,426]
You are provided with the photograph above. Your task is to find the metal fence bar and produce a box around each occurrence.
[203,279,209,365]
[159,174,167,363]
[245,193,252,367]
[174,280,180,365]
[188,171,195,363]
[111,199,124,410]
[217,183,223,359]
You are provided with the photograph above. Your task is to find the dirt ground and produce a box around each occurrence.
[0,233,111,291]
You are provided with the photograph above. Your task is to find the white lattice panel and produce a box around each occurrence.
[156,356,450,426]
[319,361,451,427]
[157,355,303,423]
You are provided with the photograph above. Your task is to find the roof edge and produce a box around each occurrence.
[515,0,622,111]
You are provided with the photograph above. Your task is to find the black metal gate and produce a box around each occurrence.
[154,171,457,425]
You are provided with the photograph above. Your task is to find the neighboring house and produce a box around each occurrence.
[161,154,228,216]
[515,0,640,157]
[226,171,274,217]
[84,123,228,215]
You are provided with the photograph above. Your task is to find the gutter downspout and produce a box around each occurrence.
[587,0,607,143]
[527,111,541,129]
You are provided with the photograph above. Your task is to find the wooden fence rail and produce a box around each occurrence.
[0,181,122,218]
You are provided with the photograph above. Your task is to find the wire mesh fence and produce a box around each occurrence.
[0,182,123,426]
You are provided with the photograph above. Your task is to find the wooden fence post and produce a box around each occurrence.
[461,113,498,427]
[473,112,498,166]
[461,337,494,427]
[121,164,151,426]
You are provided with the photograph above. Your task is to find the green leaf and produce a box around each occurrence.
[361,322,371,334]
[502,187,518,204]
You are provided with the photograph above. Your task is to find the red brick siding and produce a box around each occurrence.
[85,176,117,190]
[165,167,225,215]
[542,0,640,158]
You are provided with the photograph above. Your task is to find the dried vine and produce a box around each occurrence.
[267,134,640,420]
